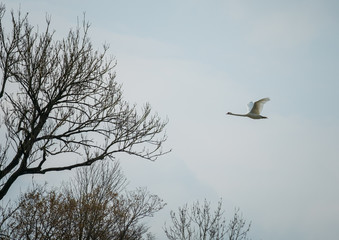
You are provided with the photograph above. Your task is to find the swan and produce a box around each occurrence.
[227,98,270,119]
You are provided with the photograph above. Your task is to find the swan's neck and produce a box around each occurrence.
[227,112,247,117]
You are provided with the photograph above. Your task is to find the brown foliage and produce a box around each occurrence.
[1,161,165,239]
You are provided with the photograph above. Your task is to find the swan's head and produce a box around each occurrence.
[226,112,232,115]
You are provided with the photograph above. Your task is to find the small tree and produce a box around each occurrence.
[112,187,166,240]
[164,199,252,240]
[0,5,168,200]
[1,161,166,239]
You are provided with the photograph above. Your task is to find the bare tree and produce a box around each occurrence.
[64,159,127,201]
[113,187,166,240]
[1,161,166,239]
[0,5,168,200]
[164,199,252,240]
[226,208,252,240]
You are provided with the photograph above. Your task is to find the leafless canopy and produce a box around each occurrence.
[164,199,251,240]
[0,5,168,200]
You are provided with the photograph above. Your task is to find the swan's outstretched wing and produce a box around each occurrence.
[247,101,254,112]
[249,98,270,114]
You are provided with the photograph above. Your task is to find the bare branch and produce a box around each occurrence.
[0,5,169,200]
[164,200,252,240]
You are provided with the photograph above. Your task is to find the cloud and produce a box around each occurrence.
[223,1,326,50]
[248,9,317,49]
[3,2,339,239]
[182,114,339,240]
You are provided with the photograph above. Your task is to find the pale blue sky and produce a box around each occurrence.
[4,1,339,239]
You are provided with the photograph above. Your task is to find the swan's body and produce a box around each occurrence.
[227,98,270,119]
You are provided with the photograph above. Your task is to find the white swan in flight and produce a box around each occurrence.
[227,98,270,119]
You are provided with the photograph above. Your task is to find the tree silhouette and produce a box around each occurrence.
[0,5,168,200]
[164,199,251,240]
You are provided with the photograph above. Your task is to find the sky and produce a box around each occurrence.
[3,0,339,239]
